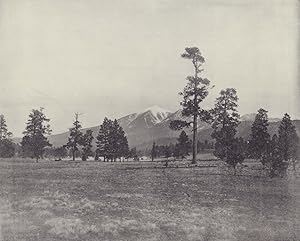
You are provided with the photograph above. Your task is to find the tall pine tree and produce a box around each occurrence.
[96,117,112,161]
[268,134,287,177]
[211,88,244,174]
[278,113,299,165]
[21,108,52,162]
[170,47,211,164]
[81,129,94,161]
[0,114,15,158]
[112,119,129,161]
[65,113,83,161]
[0,115,12,140]
[248,108,270,165]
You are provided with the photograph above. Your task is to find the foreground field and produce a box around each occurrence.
[0,158,299,241]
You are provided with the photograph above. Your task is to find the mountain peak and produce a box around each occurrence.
[144,105,170,115]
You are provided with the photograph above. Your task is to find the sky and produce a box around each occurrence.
[0,0,299,136]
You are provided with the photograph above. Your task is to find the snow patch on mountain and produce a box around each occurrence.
[143,106,171,124]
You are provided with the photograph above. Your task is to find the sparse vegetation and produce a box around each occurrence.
[0,157,298,241]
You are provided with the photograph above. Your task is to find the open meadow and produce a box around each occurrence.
[0,157,299,241]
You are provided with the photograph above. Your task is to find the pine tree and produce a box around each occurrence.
[151,142,157,161]
[0,115,12,140]
[211,88,244,173]
[65,113,83,161]
[268,134,285,177]
[119,131,129,161]
[226,137,246,175]
[0,114,15,158]
[81,129,94,161]
[177,130,191,158]
[278,113,299,166]
[96,117,112,161]
[21,108,52,162]
[248,108,270,165]
[170,47,212,164]
[96,118,129,162]
[113,119,129,161]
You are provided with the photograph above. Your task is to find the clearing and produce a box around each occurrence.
[0,158,299,241]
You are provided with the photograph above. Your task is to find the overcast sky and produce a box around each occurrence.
[0,0,299,136]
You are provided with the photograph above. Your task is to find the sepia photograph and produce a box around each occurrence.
[0,0,299,240]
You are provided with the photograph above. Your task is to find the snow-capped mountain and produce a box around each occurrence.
[144,105,171,123]
[127,105,171,129]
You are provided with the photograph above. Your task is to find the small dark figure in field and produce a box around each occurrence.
[164,159,168,168]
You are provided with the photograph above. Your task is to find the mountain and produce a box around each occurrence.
[15,106,173,148]
[13,106,300,151]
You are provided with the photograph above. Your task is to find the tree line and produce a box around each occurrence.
[0,108,130,162]
[170,47,299,176]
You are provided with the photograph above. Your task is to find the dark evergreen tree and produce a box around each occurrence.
[0,115,12,140]
[211,88,244,173]
[248,108,270,165]
[278,113,299,168]
[65,113,83,161]
[226,137,246,175]
[96,117,112,161]
[96,118,129,161]
[21,108,52,162]
[170,47,212,164]
[177,130,191,158]
[81,129,94,161]
[113,119,129,160]
[0,114,15,158]
[269,134,288,177]
[151,142,157,161]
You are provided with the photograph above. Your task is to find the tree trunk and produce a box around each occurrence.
[192,114,197,164]
[72,149,75,161]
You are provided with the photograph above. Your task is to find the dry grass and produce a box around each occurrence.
[0,157,299,241]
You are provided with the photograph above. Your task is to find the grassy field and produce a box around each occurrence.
[0,157,299,241]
